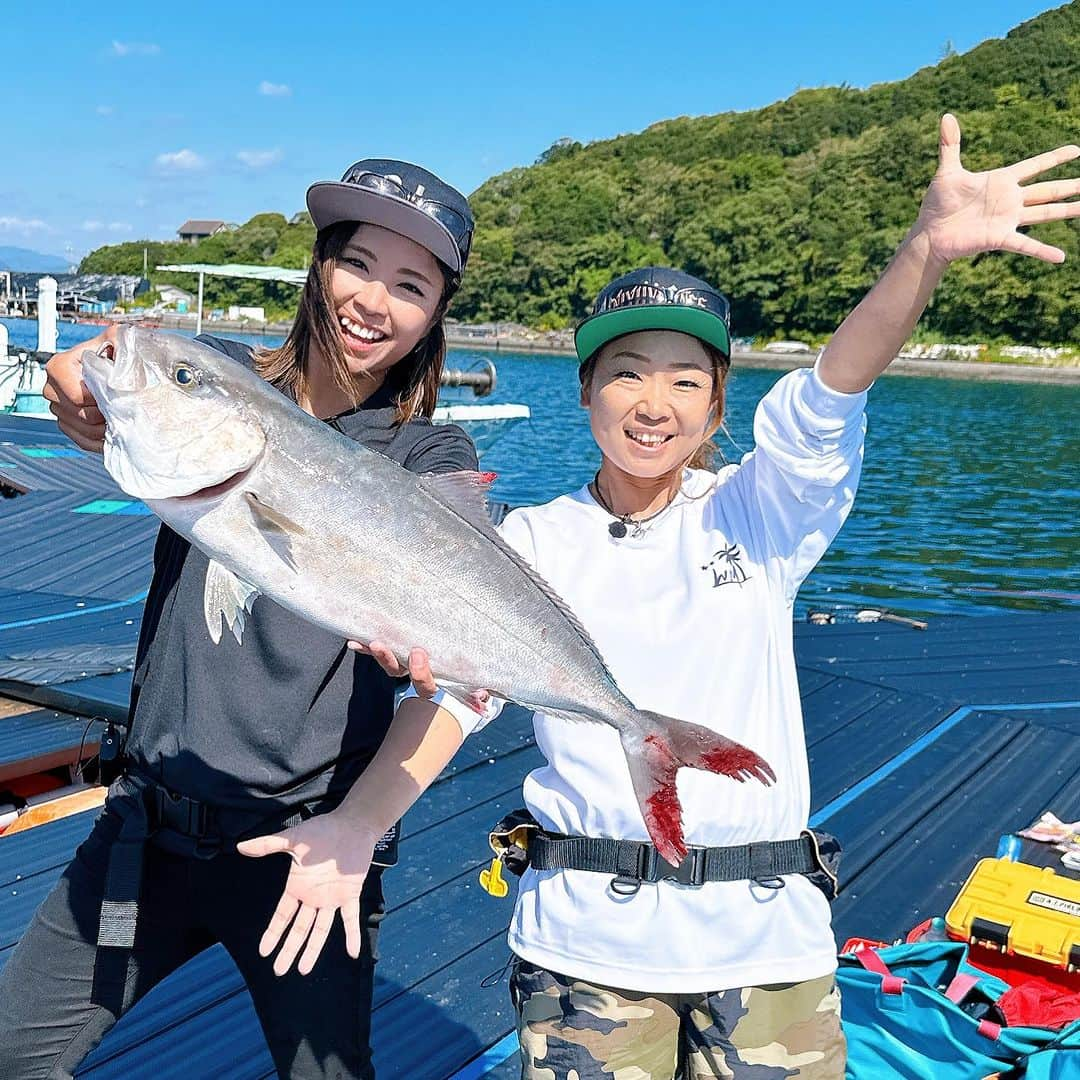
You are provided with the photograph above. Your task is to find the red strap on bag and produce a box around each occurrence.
[945,973,981,1004]
[856,948,906,995]
[977,1019,1002,1041]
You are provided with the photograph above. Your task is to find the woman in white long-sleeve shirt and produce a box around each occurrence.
[339,114,1079,1078]
[492,321,863,996]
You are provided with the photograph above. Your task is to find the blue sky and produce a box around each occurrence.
[2,0,1063,262]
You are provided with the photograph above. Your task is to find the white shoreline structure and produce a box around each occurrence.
[897,341,1078,365]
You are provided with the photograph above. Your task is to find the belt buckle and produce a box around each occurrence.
[662,846,706,887]
[155,788,210,837]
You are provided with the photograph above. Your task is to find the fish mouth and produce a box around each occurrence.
[173,460,258,503]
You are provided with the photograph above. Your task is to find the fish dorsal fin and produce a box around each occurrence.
[419,470,497,531]
[420,472,617,687]
[244,491,303,571]
[204,559,260,645]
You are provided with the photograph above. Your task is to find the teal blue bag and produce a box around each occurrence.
[836,941,1080,1078]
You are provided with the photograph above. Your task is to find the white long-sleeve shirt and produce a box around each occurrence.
[426,362,867,992]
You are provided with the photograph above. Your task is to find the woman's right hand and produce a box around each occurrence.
[42,326,116,453]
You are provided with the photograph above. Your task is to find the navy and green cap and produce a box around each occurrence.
[575,266,732,365]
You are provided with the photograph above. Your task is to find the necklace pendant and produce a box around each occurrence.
[608,520,628,539]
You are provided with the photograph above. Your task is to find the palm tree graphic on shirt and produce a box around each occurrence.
[702,544,750,589]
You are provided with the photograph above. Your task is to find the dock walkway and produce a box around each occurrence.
[0,419,1077,1078]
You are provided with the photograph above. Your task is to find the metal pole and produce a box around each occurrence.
[196,271,204,336]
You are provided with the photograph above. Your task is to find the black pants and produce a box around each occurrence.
[0,796,385,1079]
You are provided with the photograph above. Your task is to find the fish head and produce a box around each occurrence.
[81,327,267,503]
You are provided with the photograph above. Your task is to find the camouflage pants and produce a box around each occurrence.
[510,959,845,1079]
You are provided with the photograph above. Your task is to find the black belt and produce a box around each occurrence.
[530,831,823,896]
[98,774,233,934]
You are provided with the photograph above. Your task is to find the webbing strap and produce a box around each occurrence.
[944,972,981,1004]
[854,948,906,995]
[96,789,152,950]
[529,832,817,886]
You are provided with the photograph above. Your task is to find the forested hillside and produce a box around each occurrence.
[455,2,1079,342]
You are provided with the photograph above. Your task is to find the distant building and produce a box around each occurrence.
[7,272,148,317]
[177,219,230,244]
[155,284,196,308]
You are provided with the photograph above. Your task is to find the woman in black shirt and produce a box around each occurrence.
[0,159,477,1080]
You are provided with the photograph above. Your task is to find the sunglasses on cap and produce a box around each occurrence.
[341,166,474,267]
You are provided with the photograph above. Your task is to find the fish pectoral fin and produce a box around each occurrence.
[244,491,302,571]
[203,559,261,645]
[420,470,497,533]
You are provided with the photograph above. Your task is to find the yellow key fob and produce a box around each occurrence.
[479,857,509,898]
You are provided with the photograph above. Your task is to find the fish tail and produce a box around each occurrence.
[621,710,776,866]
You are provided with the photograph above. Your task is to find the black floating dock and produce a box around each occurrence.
[1,419,1078,1079]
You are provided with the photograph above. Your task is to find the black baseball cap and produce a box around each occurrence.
[575,266,732,365]
[307,159,474,275]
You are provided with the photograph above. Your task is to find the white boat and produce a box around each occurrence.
[0,352,51,418]
[432,401,530,454]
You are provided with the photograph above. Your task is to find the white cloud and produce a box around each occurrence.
[236,148,284,169]
[81,220,131,234]
[96,104,115,116]
[154,149,205,172]
[258,80,291,97]
[111,40,160,57]
[0,215,48,232]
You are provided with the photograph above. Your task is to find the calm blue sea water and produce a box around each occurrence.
[5,317,1078,619]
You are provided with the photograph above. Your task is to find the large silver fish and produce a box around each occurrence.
[81,328,774,863]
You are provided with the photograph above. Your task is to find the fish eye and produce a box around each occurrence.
[174,366,199,387]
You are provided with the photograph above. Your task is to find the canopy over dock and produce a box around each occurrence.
[155,263,308,334]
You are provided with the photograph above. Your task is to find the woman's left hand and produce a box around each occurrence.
[236,811,379,976]
[349,641,492,714]
[914,113,1079,265]
[348,641,439,697]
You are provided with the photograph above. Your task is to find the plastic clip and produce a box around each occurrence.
[479,857,509,898]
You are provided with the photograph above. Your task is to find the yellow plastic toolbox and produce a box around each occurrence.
[945,857,1080,971]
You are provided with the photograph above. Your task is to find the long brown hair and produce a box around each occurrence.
[579,338,732,471]
[256,221,455,423]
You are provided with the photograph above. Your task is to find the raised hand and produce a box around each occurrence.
[915,113,1079,265]
[236,811,379,976]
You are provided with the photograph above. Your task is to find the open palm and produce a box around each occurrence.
[237,812,378,976]
[917,113,1079,264]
